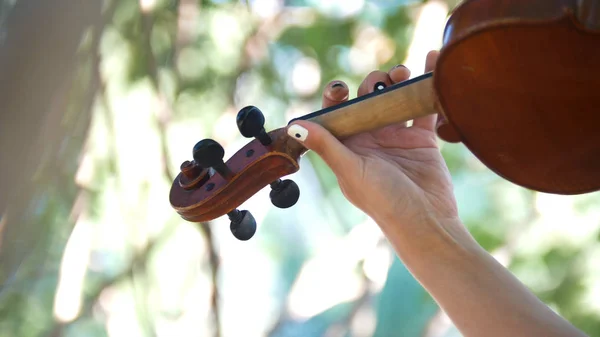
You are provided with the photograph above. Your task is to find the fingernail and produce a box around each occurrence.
[390,64,411,77]
[327,82,349,101]
[374,81,387,91]
[287,124,308,142]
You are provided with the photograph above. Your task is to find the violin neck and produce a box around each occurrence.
[288,72,437,139]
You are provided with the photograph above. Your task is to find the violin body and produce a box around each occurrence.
[434,0,600,194]
[169,0,600,233]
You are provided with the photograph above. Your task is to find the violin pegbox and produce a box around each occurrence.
[169,106,307,241]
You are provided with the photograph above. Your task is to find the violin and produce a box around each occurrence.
[169,0,600,240]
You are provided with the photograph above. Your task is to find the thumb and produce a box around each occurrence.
[286,120,359,176]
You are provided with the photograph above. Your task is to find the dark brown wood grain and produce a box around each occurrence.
[435,0,600,194]
[169,128,307,222]
[441,0,579,46]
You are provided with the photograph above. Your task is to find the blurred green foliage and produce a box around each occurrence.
[1,0,600,337]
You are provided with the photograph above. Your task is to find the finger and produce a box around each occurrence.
[356,69,410,131]
[388,64,411,83]
[357,70,392,97]
[287,120,359,179]
[322,81,350,109]
[366,65,411,138]
[412,50,440,131]
[425,50,440,72]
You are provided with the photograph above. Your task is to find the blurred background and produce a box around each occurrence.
[1,0,600,336]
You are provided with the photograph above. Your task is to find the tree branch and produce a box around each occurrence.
[139,5,222,337]
[140,9,175,182]
[199,222,221,337]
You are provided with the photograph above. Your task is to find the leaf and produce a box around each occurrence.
[372,258,439,337]
[269,299,359,337]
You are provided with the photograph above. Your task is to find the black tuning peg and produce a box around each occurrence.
[193,139,233,179]
[228,209,256,241]
[237,106,272,146]
[269,179,300,208]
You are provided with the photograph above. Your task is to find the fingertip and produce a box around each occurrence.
[287,122,309,142]
[389,64,411,83]
[286,120,324,146]
[427,49,440,57]
[358,70,392,96]
[425,50,440,72]
[331,81,346,89]
[325,81,349,101]
[286,120,356,174]
[426,50,440,60]
[322,81,349,108]
[286,120,333,160]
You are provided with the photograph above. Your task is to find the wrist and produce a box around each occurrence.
[374,212,482,266]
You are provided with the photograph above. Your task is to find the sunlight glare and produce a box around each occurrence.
[362,240,392,290]
[314,0,364,18]
[154,273,213,337]
[535,193,597,245]
[286,219,383,319]
[510,193,600,262]
[402,0,448,75]
[75,151,94,187]
[285,101,314,121]
[250,0,283,19]
[213,106,240,145]
[581,246,600,313]
[424,310,455,337]
[287,257,363,319]
[219,247,280,337]
[490,246,511,267]
[351,304,377,337]
[349,46,377,75]
[209,11,247,74]
[292,57,321,96]
[348,25,396,75]
[140,0,156,13]
[53,220,92,322]
[105,292,146,337]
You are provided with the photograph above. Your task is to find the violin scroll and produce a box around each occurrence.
[169,106,307,240]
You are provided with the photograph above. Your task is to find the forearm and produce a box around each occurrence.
[377,215,587,337]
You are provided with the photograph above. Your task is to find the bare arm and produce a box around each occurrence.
[377,215,587,337]
[285,50,587,337]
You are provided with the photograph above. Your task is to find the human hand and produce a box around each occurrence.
[286,51,462,240]
[286,51,591,337]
